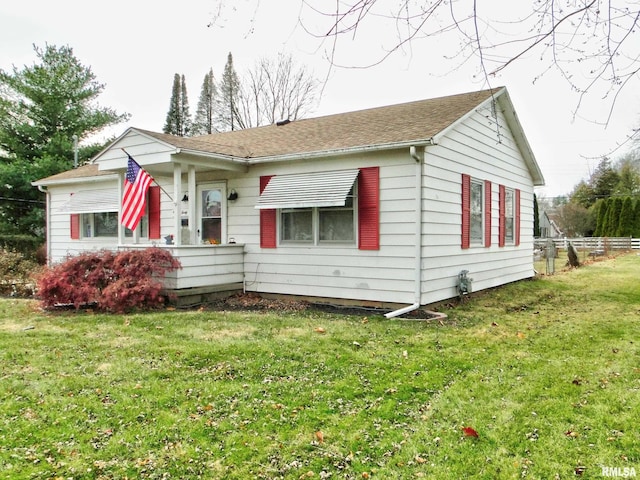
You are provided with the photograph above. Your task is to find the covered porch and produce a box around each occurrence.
[120,243,246,306]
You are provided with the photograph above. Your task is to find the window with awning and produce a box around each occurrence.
[257,167,380,250]
[57,189,119,214]
[255,169,360,210]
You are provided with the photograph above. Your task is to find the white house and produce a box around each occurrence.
[33,87,545,315]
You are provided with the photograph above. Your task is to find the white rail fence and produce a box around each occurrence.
[534,237,640,253]
[533,237,638,274]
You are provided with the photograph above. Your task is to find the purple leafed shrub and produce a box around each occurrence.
[37,248,181,313]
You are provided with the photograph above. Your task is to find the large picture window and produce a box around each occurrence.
[280,187,356,245]
[81,212,148,238]
[258,167,379,250]
[69,186,160,241]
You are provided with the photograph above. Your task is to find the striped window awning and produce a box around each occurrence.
[255,169,359,209]
[57,189,119,214]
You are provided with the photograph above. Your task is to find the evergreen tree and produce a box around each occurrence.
[605,197,623,236]
[0,44,128,237]
[192,68,217,135]
[590,158,620,203]
[179,74,191,136]
[593,198,608,237]
[217,52,243,131]
[633,199,640,237]
[617,196,634,237]
[163,74,191,136]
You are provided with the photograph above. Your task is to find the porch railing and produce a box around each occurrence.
[119,244,245,290]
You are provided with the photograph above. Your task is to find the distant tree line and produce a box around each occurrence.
[550,153,640,237]
[163,52,318,136]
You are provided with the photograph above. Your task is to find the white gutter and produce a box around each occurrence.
[32,173,119,188]
[385,145,425,319]
[249,138,436,165]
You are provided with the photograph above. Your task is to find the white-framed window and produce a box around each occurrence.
[81,211,148,238]
[280,186,356,245]
[470,179,484,245]
[198,183,226,244]
[505,188,515,243]
[280,206,357,244]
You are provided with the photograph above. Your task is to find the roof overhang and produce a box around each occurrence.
[247,138,436,165]
[432,87,545,187]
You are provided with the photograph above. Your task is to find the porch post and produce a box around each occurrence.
[118,171,125,245]
[188,165,196,245]
[173,163,182,246]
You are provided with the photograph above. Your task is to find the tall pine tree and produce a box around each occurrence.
[163,74,191,136]
[617,197,634,237]
[217,53,243,131]
[0,44,128,237]
[192,68,217,135]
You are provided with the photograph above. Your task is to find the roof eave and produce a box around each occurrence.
[496,89,546,186]
[32,173,119,188]
[247,138,437,165]
[432,86,545,187]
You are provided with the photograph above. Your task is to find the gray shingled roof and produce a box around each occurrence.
[32,164,117,185]
[37,87,535,186]
[140,88,502,158]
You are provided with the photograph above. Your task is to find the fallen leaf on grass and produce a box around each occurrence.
[462,426,479,438]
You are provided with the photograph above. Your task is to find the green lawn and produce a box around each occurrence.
[1,255,639,479]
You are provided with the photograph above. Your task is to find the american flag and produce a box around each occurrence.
[121,155,153,231]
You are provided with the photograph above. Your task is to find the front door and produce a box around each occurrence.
[198,183,226,244]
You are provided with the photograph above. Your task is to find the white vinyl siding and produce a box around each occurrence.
[419,102,535,305]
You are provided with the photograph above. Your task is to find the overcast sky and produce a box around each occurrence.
[1,0,639,198]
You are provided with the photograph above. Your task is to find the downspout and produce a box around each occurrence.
[37,185,51,266]
[385,145,424,318]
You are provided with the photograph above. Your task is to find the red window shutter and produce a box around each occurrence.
[498,184,506,247]
[484,180,492,247]
[259,176,277,248]
[515,189,521,246]
[461,174,471,249]
[358,166,380,250]
[148,186,161,239]
[70,214,80,239]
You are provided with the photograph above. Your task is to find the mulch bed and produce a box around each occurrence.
[204,292,446,320]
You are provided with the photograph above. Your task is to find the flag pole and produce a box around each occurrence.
[121,148,174,202]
